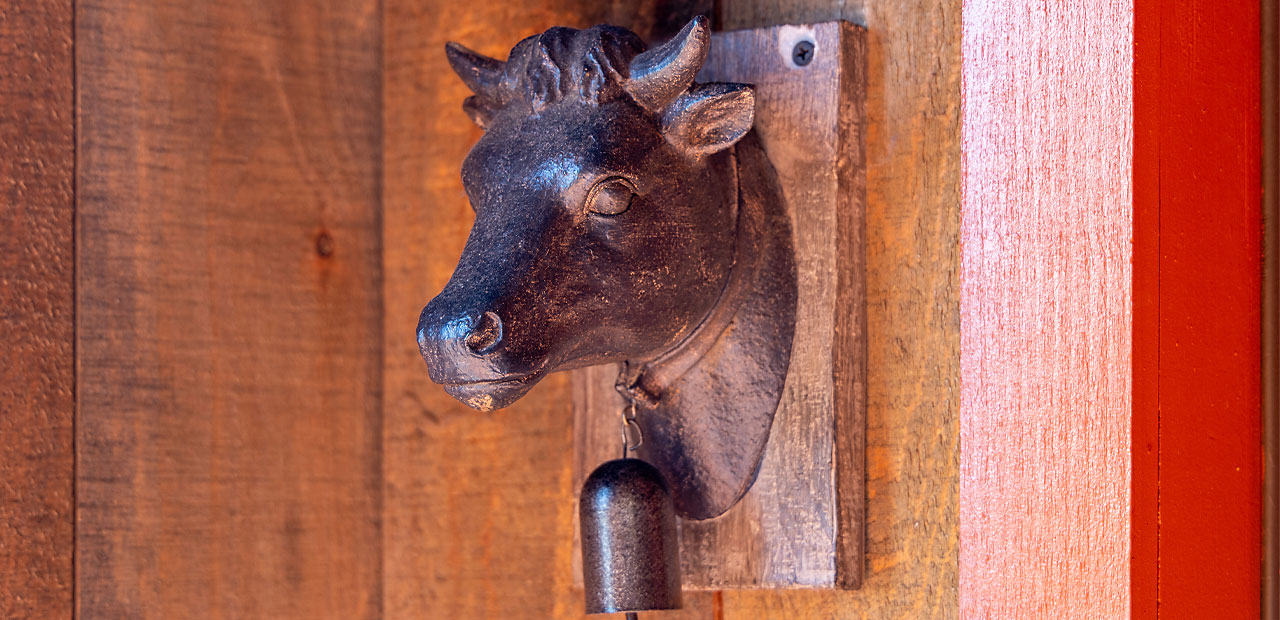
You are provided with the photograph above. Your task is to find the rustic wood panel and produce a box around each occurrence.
[1133,0,1263,616]
[0,1,76,618]
[75,1,383,618]
[385,0,959,616]
[959,0,1133,617]
[571,21,867,590]
[715,1,960,618]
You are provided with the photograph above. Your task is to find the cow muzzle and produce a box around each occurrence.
[416,303,542,411]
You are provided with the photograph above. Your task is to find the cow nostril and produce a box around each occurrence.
[464,311,503,354]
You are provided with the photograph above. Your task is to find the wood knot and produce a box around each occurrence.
[314,231,335,258]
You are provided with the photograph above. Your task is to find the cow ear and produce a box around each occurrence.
[461,96,497,129]
[661,83,755,157]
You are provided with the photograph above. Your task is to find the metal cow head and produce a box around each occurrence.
[418,17,756,411]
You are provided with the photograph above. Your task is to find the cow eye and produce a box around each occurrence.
[585,177,635,216]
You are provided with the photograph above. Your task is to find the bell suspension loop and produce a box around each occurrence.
[620,397,643,458]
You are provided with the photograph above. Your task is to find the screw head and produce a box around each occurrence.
[792,40,815,66]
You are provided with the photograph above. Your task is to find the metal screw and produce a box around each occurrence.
[792,40,814,66]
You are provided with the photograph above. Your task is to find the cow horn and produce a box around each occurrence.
[445,41,505,103]
[627,16,710,112]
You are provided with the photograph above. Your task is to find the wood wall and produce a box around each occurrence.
[383,0,960,617]
[5,0,1268,618]
[75,1,383,617]
[3,0,960,617]
[0,2,75,618]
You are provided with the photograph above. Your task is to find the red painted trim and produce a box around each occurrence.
[1133,1,1263,617]
[1131,1,1160,615]
[964,0,1262,616]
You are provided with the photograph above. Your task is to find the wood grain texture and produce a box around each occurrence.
[1133,0,1262,616]
[960,1,1133,617]
[0,1,76,618]
[571,21,867,591]
[716,1,961,617]
[385,0,959,616]
[75,1,383,617]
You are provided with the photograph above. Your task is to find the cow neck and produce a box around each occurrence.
[615,145,758,407]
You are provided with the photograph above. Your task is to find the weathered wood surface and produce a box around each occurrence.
[714,1,961,617]
[75,1,383,617]
[571,20,867,591]
[385,0,960,617]
[1133,0,1262,616]
[0,1,76,618]
[960,1,1134,617]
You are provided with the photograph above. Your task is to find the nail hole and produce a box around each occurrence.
[315,231,335,258]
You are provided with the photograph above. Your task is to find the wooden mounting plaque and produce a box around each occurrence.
[572,21,867,590]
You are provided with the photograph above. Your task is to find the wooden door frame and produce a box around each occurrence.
[963,0,1264,617]
[1263,0,1278,615]
[1133,1,1263,616]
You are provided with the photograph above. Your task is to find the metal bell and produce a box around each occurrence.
[579,458,682,615]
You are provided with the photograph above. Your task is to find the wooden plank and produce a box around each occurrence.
[381,3,721,618]
[959,0,1133,617]
[0,1,76,618]
[1132,3,1159,606]
[1134,0,1263,616]
[714,0,961,617]
[570,20,867,590]
[385,0,959,616]
[75,1,382,617]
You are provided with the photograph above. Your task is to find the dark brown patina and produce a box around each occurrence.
[579,458,682,614]
[417,17,797,519]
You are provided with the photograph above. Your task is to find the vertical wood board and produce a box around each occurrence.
[0,1,76,618]
[1133,0,1263,616]
[716,1,962,616]
[959,0,1133,617]
[75,1,383,617]
[571,20,867,590]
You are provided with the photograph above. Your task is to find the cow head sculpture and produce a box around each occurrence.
[417,17,758,411]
